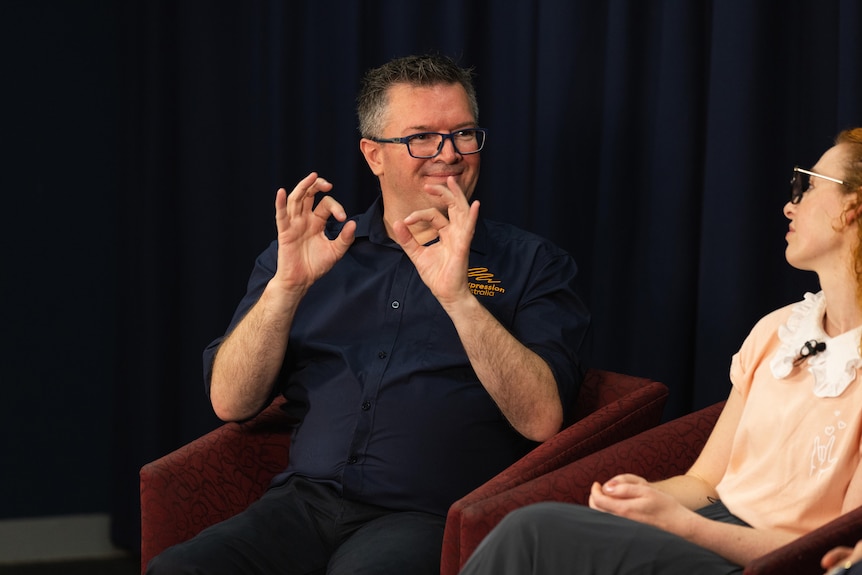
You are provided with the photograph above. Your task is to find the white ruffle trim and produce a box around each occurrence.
[769,291,862,397]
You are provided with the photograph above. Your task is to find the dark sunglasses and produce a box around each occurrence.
[789,166,844,204]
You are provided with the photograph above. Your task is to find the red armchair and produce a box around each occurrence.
[745,506,862,574]
[140,396,292,572]
[440,368,670,574]
[448,400,862,575]
[139,368,669,573]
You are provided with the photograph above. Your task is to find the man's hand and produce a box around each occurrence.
[391,176,562,441]
[391,176,478,307]
[210,172,355,421]
[273,172,356,294]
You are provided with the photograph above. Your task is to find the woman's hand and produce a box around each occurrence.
[822,540,862,574]
[589,474,699,537]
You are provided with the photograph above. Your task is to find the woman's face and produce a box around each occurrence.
[783,143,858,272]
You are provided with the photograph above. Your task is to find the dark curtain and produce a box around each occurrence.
[114,0,862,552]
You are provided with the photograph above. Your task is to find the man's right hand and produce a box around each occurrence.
[272,172,356,296]
[210,173,355,421]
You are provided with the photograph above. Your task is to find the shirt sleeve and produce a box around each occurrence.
[202,240,279,396]
[511,249,591,424]
[728,304,791,401]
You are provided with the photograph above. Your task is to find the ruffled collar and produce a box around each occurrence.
[770,291,862,397]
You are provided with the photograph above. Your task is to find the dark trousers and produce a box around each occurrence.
[146,476,446,575]
[459,501,746,575]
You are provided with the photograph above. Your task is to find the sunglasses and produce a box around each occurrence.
[790,166,845,204]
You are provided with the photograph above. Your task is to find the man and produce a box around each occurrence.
[147,53,590,575]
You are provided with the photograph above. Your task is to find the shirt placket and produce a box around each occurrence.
[341,253,414,496]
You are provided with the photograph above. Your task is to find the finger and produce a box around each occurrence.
[600,476,644,499]
[392,219,422,256]
[312,195,349,222]
[601,474,634,489]
[609,474,647,486]
[286,172,319,203]
[821,547,852,570]
[466,199,480,227]
[444,175,466,200]
[403,207,451,230]
[439,179,478,231]
[336,220,357,248]
[274,187,288,230]
[330,219,357,259]
[285,174,317,219]
[588,482,607,510]
[424,177,468,208]
[286,172,333,217]
[422,181,453,199]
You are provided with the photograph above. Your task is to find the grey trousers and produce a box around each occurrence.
[459,501,745,575]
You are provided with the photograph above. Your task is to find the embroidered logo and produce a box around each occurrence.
[468,267,506,297]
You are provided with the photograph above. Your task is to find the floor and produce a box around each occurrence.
[0,514,139,574]
[0,555,140,575]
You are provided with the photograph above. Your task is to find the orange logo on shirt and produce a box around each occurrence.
[468,267,506,297]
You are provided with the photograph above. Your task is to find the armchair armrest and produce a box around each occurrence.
[462,369,669,500]
[440,369,673,575]
[744,505,862,575]
[445,401,723,574]
[139,397,292,572]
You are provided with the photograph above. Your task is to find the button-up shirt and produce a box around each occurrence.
[203,196,590,515]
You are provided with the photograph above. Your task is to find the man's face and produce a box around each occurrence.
[361,82,481,215]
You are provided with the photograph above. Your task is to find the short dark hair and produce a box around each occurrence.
[356,54,478,138]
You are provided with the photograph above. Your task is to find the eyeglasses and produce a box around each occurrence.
[370,128,487,159]
[790,166,844,204]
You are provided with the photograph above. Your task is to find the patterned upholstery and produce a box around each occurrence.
[443,401,722,575]
[446,400,862,575]
[139,397,292,572]
[744,504,862,575]
[440,369,670,575]
[139,368,669,574]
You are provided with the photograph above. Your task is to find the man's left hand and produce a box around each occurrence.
[392,176,479,307]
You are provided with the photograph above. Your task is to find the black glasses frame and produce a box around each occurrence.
[790,166,844,204]
[371,128,487,159]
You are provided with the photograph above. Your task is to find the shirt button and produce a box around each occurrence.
[391,300,400,309]
[361,401,371,411]
[378,351,387,359]
[347,455,358,464]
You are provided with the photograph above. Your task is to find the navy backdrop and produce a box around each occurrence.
[3,0,861,556]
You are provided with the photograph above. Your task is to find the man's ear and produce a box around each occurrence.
[360,139,384,176]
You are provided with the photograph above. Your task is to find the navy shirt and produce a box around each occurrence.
[203,197,590,516]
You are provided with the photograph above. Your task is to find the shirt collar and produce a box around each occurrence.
[770,291,862,397]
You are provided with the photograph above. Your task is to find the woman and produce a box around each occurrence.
[460,128,862,575]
